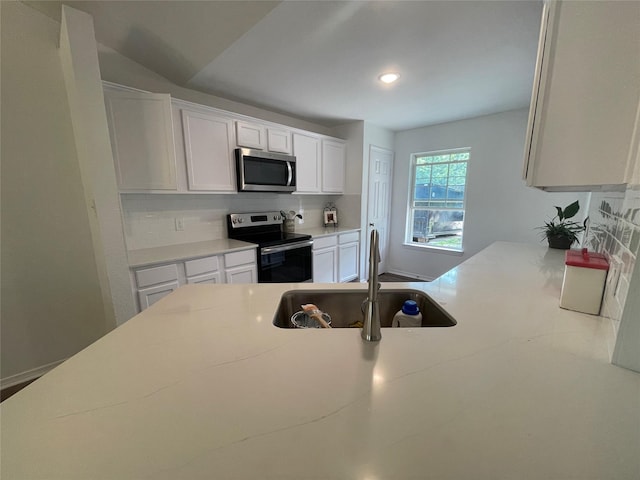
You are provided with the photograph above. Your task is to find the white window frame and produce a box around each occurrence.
[404,147,470,253]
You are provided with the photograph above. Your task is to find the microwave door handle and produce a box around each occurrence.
[286,162,293,186]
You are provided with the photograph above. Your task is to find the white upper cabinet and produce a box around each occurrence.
[293,133,346,194]
[181,107,235,192]
[267,127,292,154]
[293,132,321,193]
[523,0,640,191]
[104,83,347,195]
[321,139,346,193]
[104,88,177,191]
[235,121,266,150]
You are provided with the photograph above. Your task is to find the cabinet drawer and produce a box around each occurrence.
[187,272,222,284]
[135,264,179,288]
[224,249,256,268]
[313,235,337,250]
[339,231,359,244]
[185,255,219,277]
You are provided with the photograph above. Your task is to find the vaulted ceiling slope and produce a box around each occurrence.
[26,0,543,131]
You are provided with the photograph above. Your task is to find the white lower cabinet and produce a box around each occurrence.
[224,249,257,283]
[138,281,180,310]
[132,249,257,311]
[313,248,337,283]
[312,235,338,283]
[187,272,222,284]
[225,265,257,284]
[134,263,180,310]
[312,232,360,283]
[185,256,222,284]
[338,232,360,282]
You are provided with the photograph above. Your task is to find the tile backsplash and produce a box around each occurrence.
[586,186,640,343]
[121,193,338,250]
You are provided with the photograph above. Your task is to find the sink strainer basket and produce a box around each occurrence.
[290,311,332,328]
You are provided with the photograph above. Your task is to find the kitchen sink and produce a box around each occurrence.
[273,289,457,328]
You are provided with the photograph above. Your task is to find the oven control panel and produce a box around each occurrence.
[228,212,284,228]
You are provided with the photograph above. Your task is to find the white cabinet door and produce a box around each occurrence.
[338,242,359,283]
[313,248,337,283]
[236,121,266,150]
[523,0,640,190]
[322,139,346,193]
[293,133,321,193]
[181,109,235,192]
[226,264,257,284]
[137,281,179,310]
[104,89,177,190]
[187,272,222,284]
[267,128,292,154]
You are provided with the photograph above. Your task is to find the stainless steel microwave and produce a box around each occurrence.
[235,148,296,193]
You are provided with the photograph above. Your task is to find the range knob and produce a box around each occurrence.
[238,218,244,224]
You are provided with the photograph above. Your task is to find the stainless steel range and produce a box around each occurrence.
[227,212,313,283]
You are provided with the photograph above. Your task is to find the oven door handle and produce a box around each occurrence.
[261,240,313,255]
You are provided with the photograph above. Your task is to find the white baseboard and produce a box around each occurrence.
[386,268,435,282]
[1,358,67,389]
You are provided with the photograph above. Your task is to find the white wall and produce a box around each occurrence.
[389,109,589,280]
[60,5,136,327]
[97,44,335,137]
[121,193,334,250]
[1,2,111,384]
[587,186,640,372]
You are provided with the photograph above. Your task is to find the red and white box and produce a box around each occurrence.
[560,248,609,315]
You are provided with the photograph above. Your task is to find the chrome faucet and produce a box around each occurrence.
[362,229,382,342]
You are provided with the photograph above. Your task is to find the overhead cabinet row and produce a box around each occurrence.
[103,84,346,194]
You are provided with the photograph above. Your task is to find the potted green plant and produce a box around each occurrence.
[539,200,588,250]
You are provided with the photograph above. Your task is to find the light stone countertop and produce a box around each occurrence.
[127,239,257,267]
[126,228,360,268]
[2,242,639,479]
[297,225,361,238]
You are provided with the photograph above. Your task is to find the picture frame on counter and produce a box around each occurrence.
[324,209,338,226]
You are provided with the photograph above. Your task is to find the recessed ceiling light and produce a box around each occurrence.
[379,72,400,84]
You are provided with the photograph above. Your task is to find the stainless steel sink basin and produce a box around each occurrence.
[273,289,456,328]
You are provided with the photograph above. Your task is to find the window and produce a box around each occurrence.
[406,148,470,252]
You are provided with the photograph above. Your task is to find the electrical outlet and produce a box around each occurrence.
[175,217,185,231]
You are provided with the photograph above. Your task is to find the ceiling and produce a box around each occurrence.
[26,0,543,131]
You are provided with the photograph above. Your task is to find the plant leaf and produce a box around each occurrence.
[555,206,564,221]
[563,201,580,219]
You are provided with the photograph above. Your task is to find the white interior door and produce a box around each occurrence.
[366,145,394,275]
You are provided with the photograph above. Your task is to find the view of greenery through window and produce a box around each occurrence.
[407,149,470,251]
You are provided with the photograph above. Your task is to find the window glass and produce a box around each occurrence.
[406,148,470,251]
